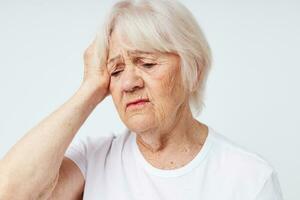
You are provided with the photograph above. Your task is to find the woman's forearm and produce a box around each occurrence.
[0,83,102,199]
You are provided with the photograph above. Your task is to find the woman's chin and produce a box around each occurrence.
[125,114,155,133]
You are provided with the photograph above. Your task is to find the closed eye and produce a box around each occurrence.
[111,70,122,77]
[134,57,157,69]
[142,63,156,68]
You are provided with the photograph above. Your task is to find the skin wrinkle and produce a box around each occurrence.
[108,30,208,169]
[136,56,183,150]
[152,58,185,148]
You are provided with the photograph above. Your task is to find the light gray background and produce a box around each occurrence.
[0,0,299,199]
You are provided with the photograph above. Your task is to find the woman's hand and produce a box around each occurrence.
[80,37,110,104]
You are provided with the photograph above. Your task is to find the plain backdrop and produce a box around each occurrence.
[0,0,299,199]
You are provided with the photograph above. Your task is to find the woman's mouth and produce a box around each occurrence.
[126,99,150,109]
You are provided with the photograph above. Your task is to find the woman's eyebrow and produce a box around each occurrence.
[108,50,152,63]
[107,55,122,66]
[107,51,157,68]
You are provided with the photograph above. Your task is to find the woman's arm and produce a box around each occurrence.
[0,38,110,199]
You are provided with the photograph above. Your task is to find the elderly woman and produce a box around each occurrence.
[0,0,283,199]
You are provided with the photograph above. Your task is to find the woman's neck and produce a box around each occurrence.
[135,104,208,169]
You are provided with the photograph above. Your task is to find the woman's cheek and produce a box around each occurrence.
[109,78,116,93]
[109,80,123,111]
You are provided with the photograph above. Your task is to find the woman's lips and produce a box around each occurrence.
[126,99,150,109]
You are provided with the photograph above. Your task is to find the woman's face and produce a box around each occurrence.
[107,31,188,134]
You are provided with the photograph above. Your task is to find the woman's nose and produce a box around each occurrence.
[121,68,144,92]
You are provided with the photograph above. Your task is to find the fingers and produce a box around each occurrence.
[89,37,98,51]
[84,36,100,68]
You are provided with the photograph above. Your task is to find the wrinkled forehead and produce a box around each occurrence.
[107,27,159,61]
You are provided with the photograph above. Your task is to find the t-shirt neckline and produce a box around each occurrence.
[130,126,214,178]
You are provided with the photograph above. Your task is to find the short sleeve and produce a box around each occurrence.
[255,171,284,200]
[64,134,116,180]
[64,136,89,180]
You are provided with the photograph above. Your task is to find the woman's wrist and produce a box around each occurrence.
[77,81,108,106]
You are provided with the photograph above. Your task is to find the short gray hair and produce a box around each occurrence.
[96,0,212,116]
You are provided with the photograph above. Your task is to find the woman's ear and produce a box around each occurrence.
[191,65,202,92]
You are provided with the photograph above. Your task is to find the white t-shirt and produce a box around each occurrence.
[64,126,283,200]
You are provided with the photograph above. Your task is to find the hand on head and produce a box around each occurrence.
[81,37,111,104]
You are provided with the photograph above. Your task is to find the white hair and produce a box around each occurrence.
[96,0,212,116]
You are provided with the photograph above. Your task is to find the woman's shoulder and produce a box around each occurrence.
[64,130,128,169]
[74,129,130,155]
[208,127,276,177]
[205,127,283,199]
